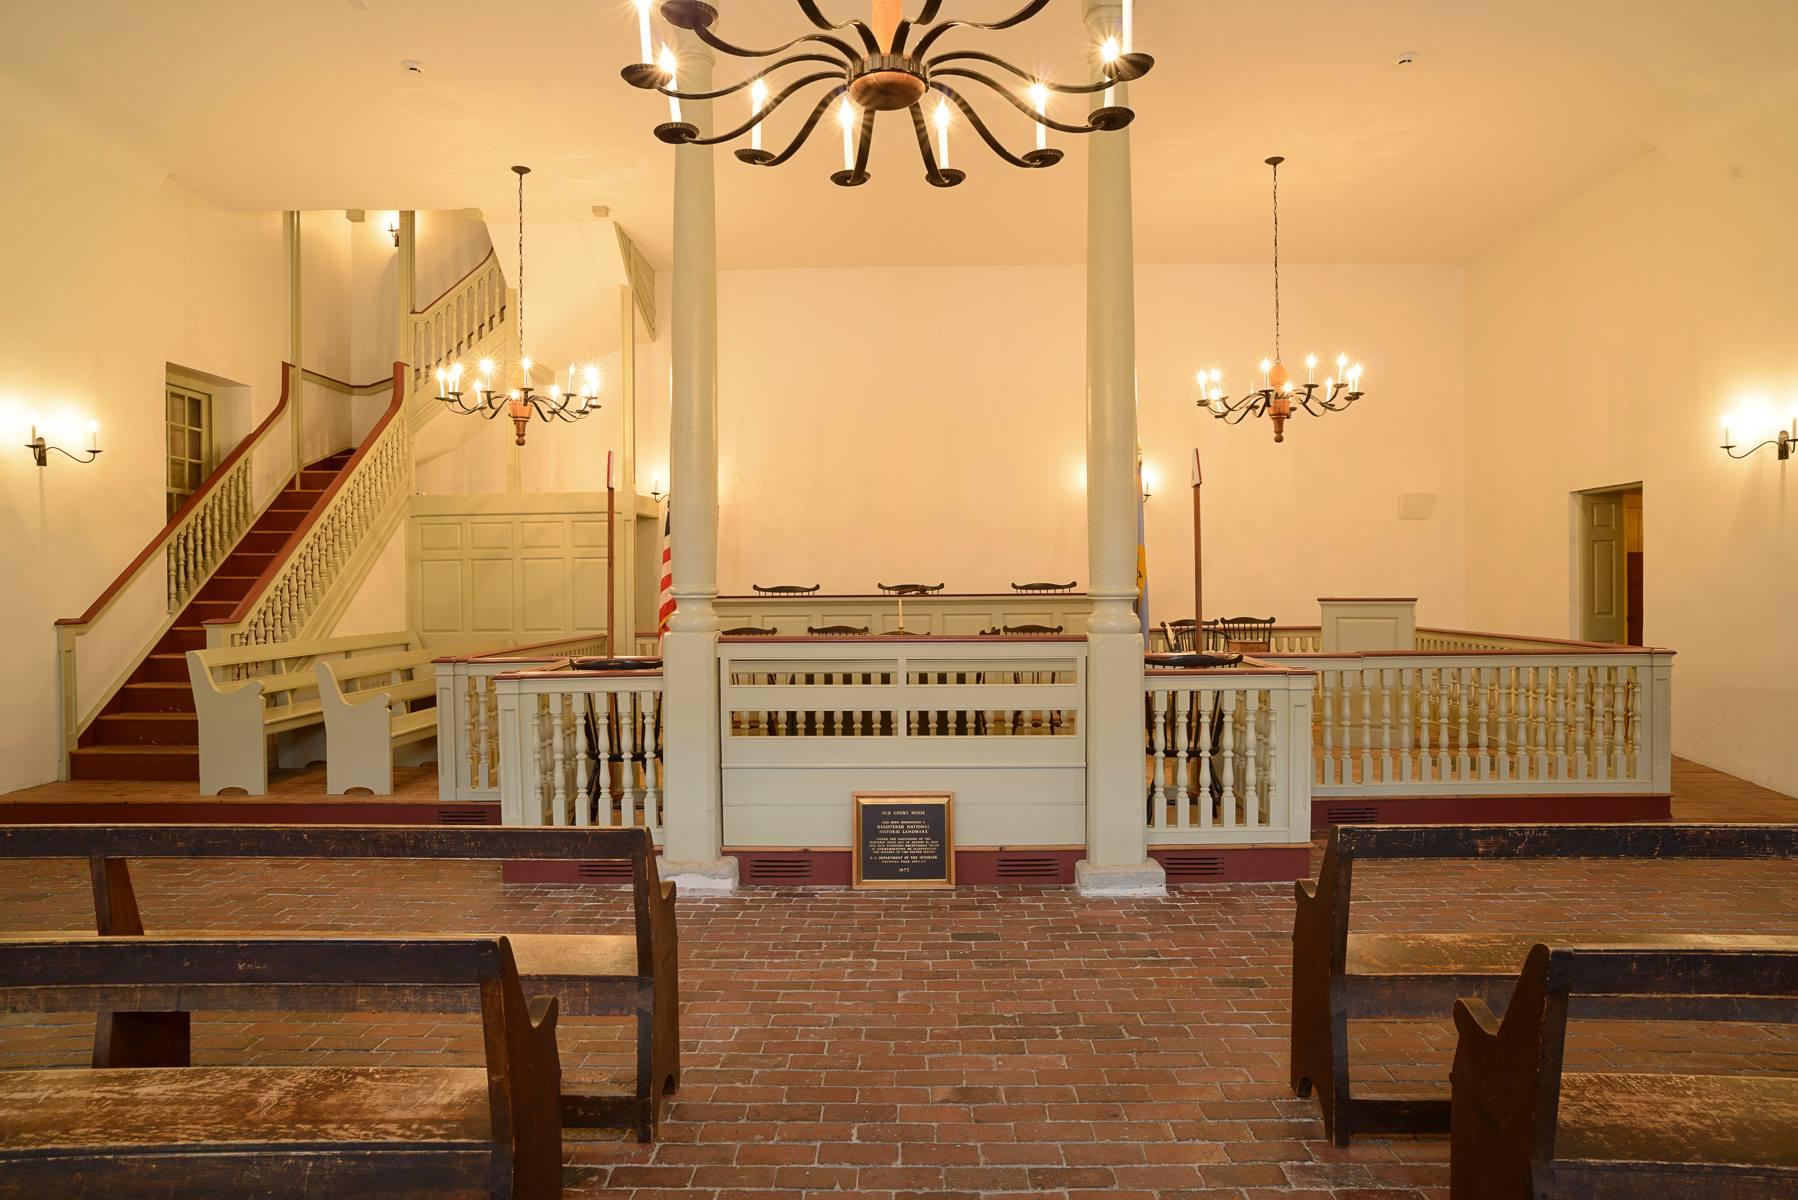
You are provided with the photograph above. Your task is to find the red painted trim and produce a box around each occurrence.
[1310,793,1671,832]
[58,362,296,628]
[413,247,498,316]
[210,363,407,628]
[722,635,1086,645]
[1149,844,1312,883]
[0,800,499,827]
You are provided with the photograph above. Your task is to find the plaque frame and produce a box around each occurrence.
[852,792,955,889]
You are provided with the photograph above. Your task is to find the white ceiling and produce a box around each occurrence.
[4,0,1794,269]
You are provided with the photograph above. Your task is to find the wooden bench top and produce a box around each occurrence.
[1556,1072,1798,1172]
[1347,932,1798,977]
[0,1065,493,1154]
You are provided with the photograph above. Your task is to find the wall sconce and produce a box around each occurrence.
[386,213,401,246]
[649,478,666,503]
[26,417,102,466]
[1721,413,1796,461]
[1139,461,1158,502]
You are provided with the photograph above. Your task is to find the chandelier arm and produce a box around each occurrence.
[930,83,1037,166]
[912,0,1052,59]
[744,84,850,166]
[911,1,945,23]
[930,67,1119,133]
[855,103,877,173]
[906,101,955,183]
[790,1,883,55]
[665,71,842,141]
[656,55,845,101]
[925,51,1116,95]
[691,21,860,62]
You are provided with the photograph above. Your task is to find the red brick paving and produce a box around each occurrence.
[0,852,1795,1198]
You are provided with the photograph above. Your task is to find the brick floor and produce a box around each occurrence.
[1,846,1795,1198]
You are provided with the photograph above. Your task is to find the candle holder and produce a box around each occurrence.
[25,433,102,467]
[1721,426,1794,461]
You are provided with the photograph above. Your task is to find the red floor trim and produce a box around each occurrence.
[1310,793,1671,830]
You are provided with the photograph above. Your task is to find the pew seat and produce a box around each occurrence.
[315,649,439,795]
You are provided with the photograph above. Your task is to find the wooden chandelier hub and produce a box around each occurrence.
[848,55,926,111]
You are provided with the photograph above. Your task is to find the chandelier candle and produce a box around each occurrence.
[634,0,653,65]
[621,0,1153,187]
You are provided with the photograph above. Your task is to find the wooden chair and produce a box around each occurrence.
[1160,619,1198,652]
[876,582,944,595]
[1010,581,1077,594]
[1451,944,1798,1199]
[1001,624,1064,635]
[0,824,680,1142]
[720,626,779,637]
[751,583,819,595]
[0,934,562,1198]
[806,625,869,636]
[1203,616,1276,653]
[1290,822,1798,1145]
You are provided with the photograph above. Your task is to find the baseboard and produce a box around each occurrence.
[1311,793,1672,830]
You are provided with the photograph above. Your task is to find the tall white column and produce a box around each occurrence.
[659,27,736,892]
[1077,0,1162,896]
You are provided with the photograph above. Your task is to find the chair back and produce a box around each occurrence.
[721,626,779,636]
[1203,615,1276,653]
[806,625,870,637]
[752,583,819,595]
[876,582,944,595]
[1160,619,1198,652]
[1010,581,1077,594]
[1001,624,1063,635]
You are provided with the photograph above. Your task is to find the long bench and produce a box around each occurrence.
[316,648,438,795]
[1451,944,1798,1198]
[0,823,679,1141]
[0,934,561,1199]
[186,630,429,795]
[1290,822,1798,1145]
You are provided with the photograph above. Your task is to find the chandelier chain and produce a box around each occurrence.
[1271,158,1280,363]
[515,168,526,355]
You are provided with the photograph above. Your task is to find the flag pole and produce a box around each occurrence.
[606,450,617,656]
[1191,448,1203,641]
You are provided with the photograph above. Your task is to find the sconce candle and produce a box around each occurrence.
[26,416,102,467]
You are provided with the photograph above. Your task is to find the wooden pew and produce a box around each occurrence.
[315,649,438,795]
[0,934,561,1199]
[186,630,429,795]
[0,824,678,1141]
[1451,944,1798,1199]
[1290,822,1798,1145]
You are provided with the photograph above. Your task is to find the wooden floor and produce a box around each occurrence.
[1,756,1789,820]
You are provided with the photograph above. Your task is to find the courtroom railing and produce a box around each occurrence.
[492,662,665,837]
[433,634,616,801]
[52,363,297,777]
[409,248,508,404]
[1144,660,1317,845]
[1267,641,1674,796]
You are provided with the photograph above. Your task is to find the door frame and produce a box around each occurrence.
[1569,481,1642,644]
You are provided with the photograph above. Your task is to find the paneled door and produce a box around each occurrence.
[1577,487,1631,644]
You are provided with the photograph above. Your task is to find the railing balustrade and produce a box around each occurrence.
[1143,662,1316,845]
[52,364,297,777]
[408,250,509,416]
[208,366,412,647]
[492,664,664,838]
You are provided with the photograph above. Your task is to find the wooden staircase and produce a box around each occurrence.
[69,451,357,782]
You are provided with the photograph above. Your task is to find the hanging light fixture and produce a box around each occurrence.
[1196,157,1367,444]
[436,165,603,446]
[621,0,1154,188]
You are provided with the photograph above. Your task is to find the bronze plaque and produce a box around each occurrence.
[853,792,954,889]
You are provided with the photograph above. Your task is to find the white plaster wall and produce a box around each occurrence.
[640,263,1467,625]
[415,210,494,310]
[1465,86,1798,796]
[0,74,288,794]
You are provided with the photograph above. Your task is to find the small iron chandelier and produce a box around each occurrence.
[621,0,1154,188]
[1197,157,1367,444]
[436,165,602,446]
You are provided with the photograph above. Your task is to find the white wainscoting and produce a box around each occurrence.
[408,494,612,654]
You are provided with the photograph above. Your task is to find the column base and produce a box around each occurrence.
[661,856,740,896]
[1075,858,1167,898]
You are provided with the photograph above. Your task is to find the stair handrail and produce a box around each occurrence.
[409,248,507,398]
[207,363,413,647]
[53,363,299,777]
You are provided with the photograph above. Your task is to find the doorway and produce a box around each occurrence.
[1575,483,1644,645]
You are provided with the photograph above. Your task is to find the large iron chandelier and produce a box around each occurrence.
[621,0,1154,187]
[1197,157,1367,444]
[436,165,602,446]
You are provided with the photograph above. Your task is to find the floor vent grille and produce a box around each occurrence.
[1161,852,1225,880]
[747,856,813,883]
[994,854,1065,881]
[437,807,492,826]
[576,861,634,882]
[1324,805,1382,825]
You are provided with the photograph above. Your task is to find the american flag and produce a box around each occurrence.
[657,503,676,637]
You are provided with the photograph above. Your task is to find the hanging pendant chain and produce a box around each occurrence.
[1270,160,1280,364]
[516,171,527,357]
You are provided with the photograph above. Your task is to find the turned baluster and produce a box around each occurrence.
[1172,689,1191,828]
[642,693,662,833]
[1572,665,1590,780]
[1434,669,1451,780]
[1149,688,1168,824]
[1243,688,1262,828]
[1378,667,1395,783]
[467,675,486,791]
[1455,666,1473,779]
[1319,670,1337,785]
[1196,690,1215,829]
[1359,667,1374,787]
[1399,667,1415,783]
[573,694,593,826]
[1219,690,1238,827]
[1550,666,1569,779]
